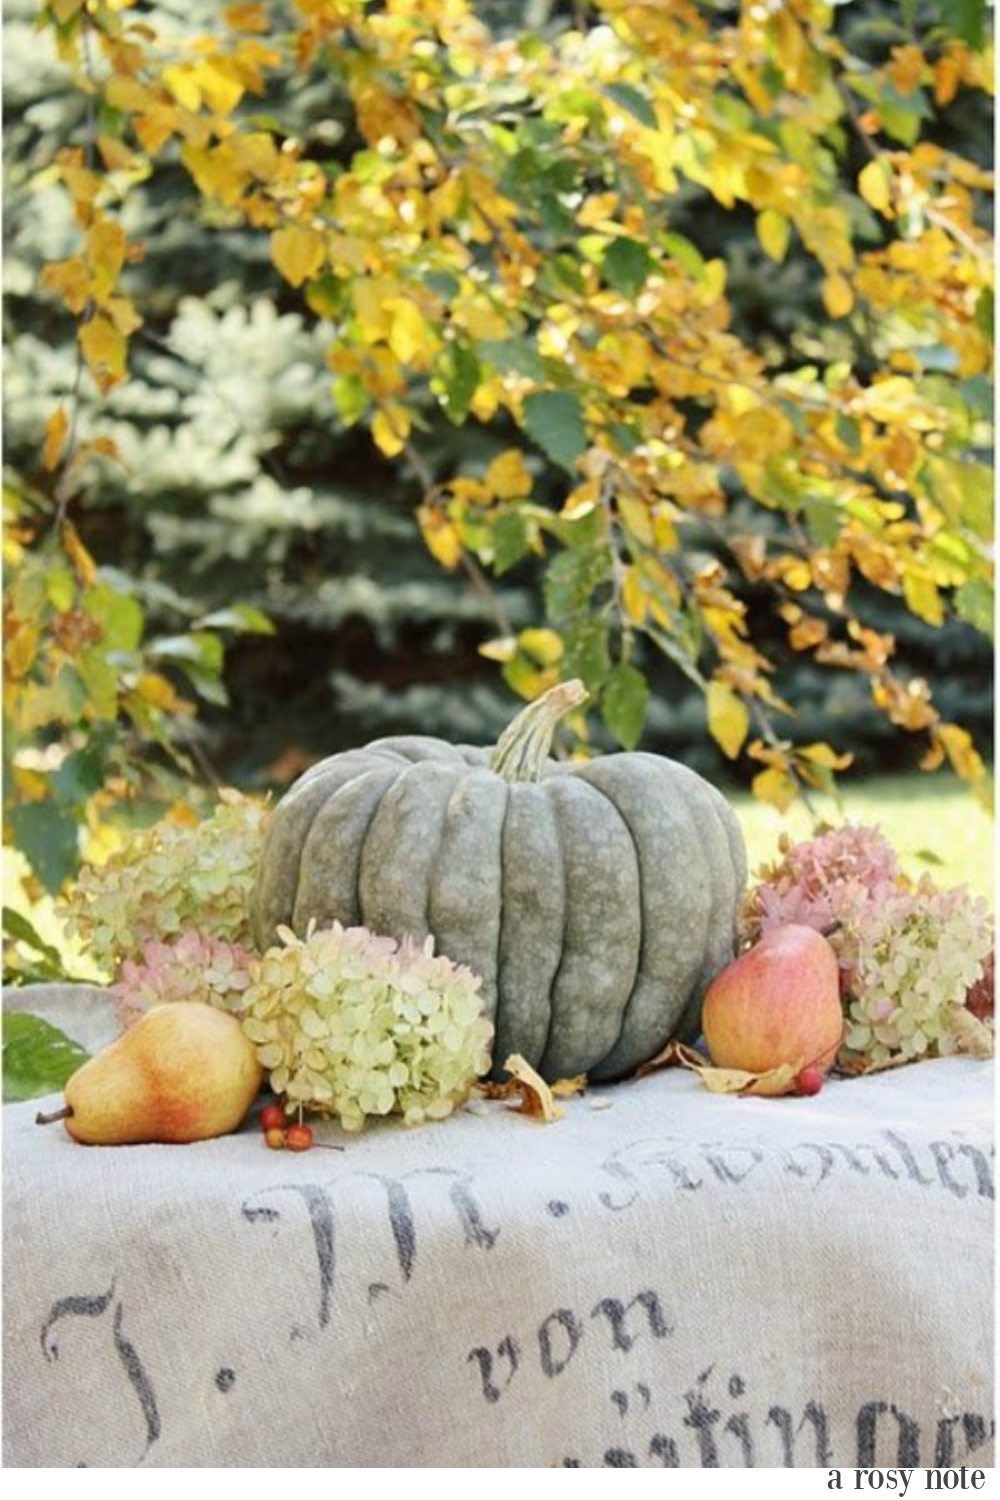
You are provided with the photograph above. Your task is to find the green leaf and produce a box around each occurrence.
[602,237,654,297]
[437,342,481,424]
[480,338,546,382]
[83,583,143,652]
[602,82,658,130]
[955,578,994,637]
[562,617,611,691]
[974,287,994,341]
[77,649,120,721]
[9,801,81,895]
[2,907,73,983]
[601,662,649,750]
[195,605,275,635]
[492,512,531,575]
[940,0,986,48]
[3,1010,89,1104]
[150,631,228,705]
[523,391,587,474]
[544,543,611,621]
[661,232,705,279]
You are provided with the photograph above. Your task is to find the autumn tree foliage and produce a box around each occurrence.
[4,0,994,905]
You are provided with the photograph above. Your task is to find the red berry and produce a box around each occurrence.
[285,1123,314,1153]
[796,1066,824,1097]
[260,1104,287,1132]
[264,1127,286,1150]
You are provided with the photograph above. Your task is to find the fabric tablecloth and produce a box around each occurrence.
[2,986,994,1468]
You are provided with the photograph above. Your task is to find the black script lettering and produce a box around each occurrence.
[828,1142,900,1181]
[683,1367,722,1468]
[768,1401,832,1467]
[649,1434,680,1466]
[111,1303,160,1455]
[857,1401,921,1467]
[702,1144,764,1186]
[781,1142,836,1187]
[604,1449,638,1466]
[41,1283,117,1362]
[928,1142,994,1201]
[591,1289,672,1352]
[243,1184,335,1328]
[882,1132,937,1188]
[467,1333,520,1404]
[539,1307,584,1378]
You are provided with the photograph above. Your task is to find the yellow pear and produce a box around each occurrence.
[37,1002,263,1145]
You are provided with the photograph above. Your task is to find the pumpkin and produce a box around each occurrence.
[251,680,747,1082]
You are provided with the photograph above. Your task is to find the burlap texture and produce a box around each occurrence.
[3,986,993,1468]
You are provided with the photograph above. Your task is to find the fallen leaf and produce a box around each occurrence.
[477,1054,566,1121]
[634,1039,706,1078]
[637,1040,802,1097]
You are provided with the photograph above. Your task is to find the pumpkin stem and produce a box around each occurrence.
[489,679,589,784]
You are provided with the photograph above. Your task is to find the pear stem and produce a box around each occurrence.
[35,1105,74,1126]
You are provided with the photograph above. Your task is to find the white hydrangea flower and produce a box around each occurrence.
[242,921,494,1131]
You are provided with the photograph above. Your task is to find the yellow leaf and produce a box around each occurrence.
[79,315,127,390]
[822,274,854,319]
[621,565,647,625]
[5,623,39,680]
[193,59,245,114]
[693,1060,802,1097]
[62,521,98,586]
[224,2,271,31]
[858,160,892,215]
[43,407,69,472]
[387,300,425,364]
[707,680,750,760]
[478,636,517,663]
[640,1041,802,1096]
[85,219,127,300]
[96,135,135,172]
[752,764,798,812]
[798,742,854,771]
[371,406,409,459]
[490,1054,565,1122]
[518,628,563,666]
[104,77,154,112]
[41,257,90,315]
[485,449,532,501]
[162,64,202,112]
[902,568,944,627]
[936,722,986,785]
[617,494,655,546]
[270,224,326,289]
[756,208,790,263]
[417,502,462,569]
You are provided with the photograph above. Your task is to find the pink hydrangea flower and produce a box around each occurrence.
[114,931,255,1029]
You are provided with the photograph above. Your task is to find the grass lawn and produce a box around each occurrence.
[730,773,994,901]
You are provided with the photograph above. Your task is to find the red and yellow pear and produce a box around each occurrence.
[701,923,844,1077]
[37,1002,263,1145]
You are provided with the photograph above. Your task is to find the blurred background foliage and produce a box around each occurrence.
[2,0,994,964]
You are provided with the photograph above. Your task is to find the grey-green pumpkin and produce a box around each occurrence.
[252,680,747,1082]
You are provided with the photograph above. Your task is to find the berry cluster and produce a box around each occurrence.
[259,1102,314,1152]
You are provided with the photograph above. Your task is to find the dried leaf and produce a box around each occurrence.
[478,1054,565,1121]
[943,1007,994,1060]
[638,1040,802,1097]
[42,406,69,472]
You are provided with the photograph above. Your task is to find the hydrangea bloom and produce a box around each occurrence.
[114,932,255,1029]
[241,922,494,1131]
[840,879,993,1064]
[742,823,993,1068]
[60,790,269,976]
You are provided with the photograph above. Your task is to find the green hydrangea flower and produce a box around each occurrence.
[242,921,494,1131]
